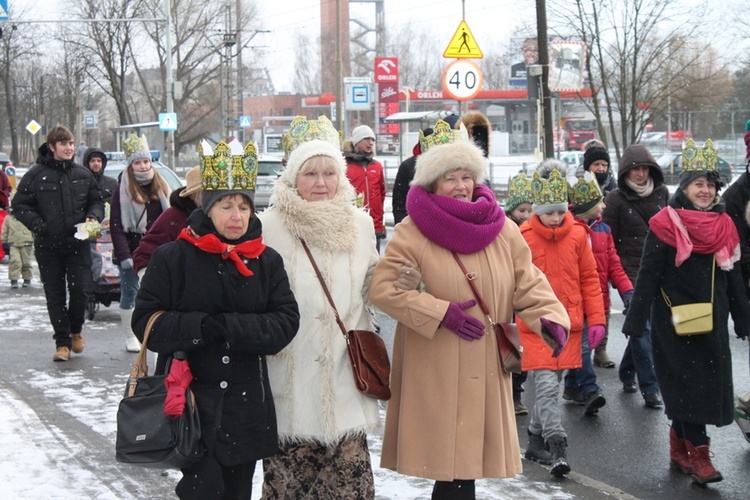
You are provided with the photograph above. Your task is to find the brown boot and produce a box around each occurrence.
[53,346,71,362]
[669,428,692,474]
[71,333,85,354]
[684,439,723,485]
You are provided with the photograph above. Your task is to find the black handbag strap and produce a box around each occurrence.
[451,252,495,326]
[300,239,349,338]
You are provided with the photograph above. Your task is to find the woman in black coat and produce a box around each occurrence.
[623,142,749,485]
[132,150,300,499]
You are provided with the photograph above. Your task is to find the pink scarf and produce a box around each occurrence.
[649,206,740,270]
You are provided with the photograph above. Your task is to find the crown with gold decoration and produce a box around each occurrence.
[419,120,471,152]
[567,171,603,207]
[531,168,568,205]
[282,115,340,157]
[123,133,151,164]
[505,173,534,212]
[199,138,258,193]
[681,138,718,173]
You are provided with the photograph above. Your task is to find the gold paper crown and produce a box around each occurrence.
[199,138,258,192]
[531,168,568,205]
[123,133,150,162]
[419,120,472,152]
[507,173,534,202]
[282,115,340,157]
[567,171,603,206]
[681,138,718,172]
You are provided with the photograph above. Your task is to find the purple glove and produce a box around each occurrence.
[588,324,606,351]
[540,318,568,357]
[442,300,485,341]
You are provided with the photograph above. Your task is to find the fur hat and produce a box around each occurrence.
[457,111,491,157]
[199,139,258,213]
[583,146,610,172]
[536,158,568,179]
[351,125,375,148]
[280,139,349,190]
[123,133,151,165]
[179,165,202,198]
[412,140,486,190]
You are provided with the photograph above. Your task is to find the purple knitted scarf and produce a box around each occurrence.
[406,184,505,254]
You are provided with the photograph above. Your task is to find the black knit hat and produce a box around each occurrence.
[583,147,610,171]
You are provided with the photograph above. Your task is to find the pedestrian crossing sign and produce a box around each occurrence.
[443,20,483,59]
[0,0,7,21]
[240,116,252,128]
[159,112,178,132]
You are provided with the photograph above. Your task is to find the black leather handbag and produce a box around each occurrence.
[115,311,204,469]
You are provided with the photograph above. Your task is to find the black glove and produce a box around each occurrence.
[202,315,228,345]
[1,242,8,254]
[621,290,634,315]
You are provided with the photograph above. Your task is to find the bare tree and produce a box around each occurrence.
[384,23,442,90]
[292,31,321,95]
[552,0,727,158]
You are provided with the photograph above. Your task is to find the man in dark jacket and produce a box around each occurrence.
[602,144,666,408]
[12,125,104,362]
[83,146,117,204]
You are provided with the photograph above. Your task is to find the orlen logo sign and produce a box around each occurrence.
[375,57,399,83]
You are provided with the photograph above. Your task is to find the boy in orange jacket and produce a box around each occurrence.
[518,163,606,478]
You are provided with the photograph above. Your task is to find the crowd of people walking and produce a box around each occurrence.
[2,115,749,499]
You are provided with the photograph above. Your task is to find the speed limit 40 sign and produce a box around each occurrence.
[442,59,483,101]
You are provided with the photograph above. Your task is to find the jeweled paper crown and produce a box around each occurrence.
[507,172,534,201]
[282,115,340,157]
[531,168,568,205]
[681,138,718,173]
[123,133,150,164]
[419,120,469,152]
[567,171,603,206]
[199,138,258,192]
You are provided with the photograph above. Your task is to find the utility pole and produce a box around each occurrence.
[536,0,553,159]
[164,0,175,169]
[335,0,343,134]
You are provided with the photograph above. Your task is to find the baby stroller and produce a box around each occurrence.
[87,217,121,320]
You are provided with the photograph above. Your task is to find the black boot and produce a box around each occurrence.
[524,429,552,465]
[547,434,571,478]
[431,479,476,499]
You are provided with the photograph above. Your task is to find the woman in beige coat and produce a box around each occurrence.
[370,134,570,499]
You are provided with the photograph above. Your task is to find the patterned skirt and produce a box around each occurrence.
[261,434,374,499]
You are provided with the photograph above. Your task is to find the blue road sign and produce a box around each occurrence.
[0,0,7,21]
[352,85,369,104]
[159,112,178,132]
[239,116,252,128]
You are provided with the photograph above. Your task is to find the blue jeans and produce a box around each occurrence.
[619,321,660,396]
[118,266,139,310]
[564,324,600,397]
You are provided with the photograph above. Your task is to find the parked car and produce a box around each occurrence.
[656,152,733,186]
[255,156,283,210]
[103,161,185,191]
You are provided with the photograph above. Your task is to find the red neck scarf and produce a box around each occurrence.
[649,207,740,270]
[178,228,266,276]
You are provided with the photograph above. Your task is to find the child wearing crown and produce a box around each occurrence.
[562,172,633,416]
[517,161,606,478]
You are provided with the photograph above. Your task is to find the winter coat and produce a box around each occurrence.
[622,190,750,426]
[0,169,11,208]
[519,212,606,370]
[721,170,750,296]
[132,208,300,466]
[344,153,386,235]
[132,187,196,273]
[602,144,669,283]
[110,180,167,264]
[258,207,380,445]
[577,216,633,311]
[369,218,569,481]
[1,214,34,247]
[82,147,117,204]
[392,144,420,225]
[12,143,104,248]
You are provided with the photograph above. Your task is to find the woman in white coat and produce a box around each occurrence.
[258,121,381,498]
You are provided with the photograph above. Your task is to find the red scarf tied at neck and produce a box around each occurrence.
[649,206,740,270]
[178,228,266,276]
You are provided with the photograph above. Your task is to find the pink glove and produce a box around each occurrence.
[442,300,486,341]
[588,325,606,350]
[540,318,568,358]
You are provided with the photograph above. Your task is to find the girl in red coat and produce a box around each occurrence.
[519,163,606,478]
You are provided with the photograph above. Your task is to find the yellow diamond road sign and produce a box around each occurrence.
[26,120,42,135]
[443,20,483,59]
